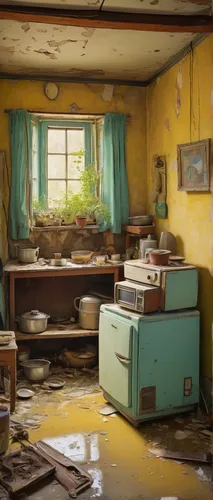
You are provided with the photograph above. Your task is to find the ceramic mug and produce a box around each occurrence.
[111,254,120,261]
[96,255,107,265]
[145,248,155,260]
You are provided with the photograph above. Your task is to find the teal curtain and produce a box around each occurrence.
[38,121,91,201]
[9,109,32,239]
[101,113,129,234]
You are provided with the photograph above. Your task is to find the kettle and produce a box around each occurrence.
[139,235,157,259]
[74,295,102,330]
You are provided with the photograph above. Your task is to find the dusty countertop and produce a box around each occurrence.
[4,259,124,273]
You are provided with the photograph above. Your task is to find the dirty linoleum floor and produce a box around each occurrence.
[10,374,213,500]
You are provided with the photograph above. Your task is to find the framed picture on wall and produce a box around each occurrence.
[177,139,211,192]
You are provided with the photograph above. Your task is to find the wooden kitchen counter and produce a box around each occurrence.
[4,260,123,335]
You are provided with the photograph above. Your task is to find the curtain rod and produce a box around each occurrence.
[4,109,131,117]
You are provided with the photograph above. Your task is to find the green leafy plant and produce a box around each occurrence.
[33,160,111,226]
[32,196,48,215]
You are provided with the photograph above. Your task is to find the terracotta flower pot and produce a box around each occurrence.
[75,216,87,227]
[149,249,171,266]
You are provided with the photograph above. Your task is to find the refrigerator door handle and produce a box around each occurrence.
[115,352,131,364]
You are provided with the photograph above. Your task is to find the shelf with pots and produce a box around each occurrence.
[15,324,99,341]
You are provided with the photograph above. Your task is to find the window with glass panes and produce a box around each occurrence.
[47,127,85,207]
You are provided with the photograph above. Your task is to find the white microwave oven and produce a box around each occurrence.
[114,280,161,314]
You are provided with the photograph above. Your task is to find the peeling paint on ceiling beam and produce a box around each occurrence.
[0,6,212,33]
[0,72,148,86]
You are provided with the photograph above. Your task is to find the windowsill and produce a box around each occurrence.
[30,224,99,233]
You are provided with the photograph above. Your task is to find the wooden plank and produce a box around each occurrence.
[15,325,99,340]
[0,6,212,33]
[35,442,92,495]
[9,274,15,331]
[149,448,212,464]
[4,263,120,275]
[123,224,156,236]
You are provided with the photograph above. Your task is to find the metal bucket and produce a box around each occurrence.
[0,406,9,454]
[74,295,102,330]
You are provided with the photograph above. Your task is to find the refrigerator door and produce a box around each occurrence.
[99,311,132,407]
[138,311,200,414]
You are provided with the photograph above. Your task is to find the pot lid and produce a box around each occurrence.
[20,310,48,320]
[80,296,102,304]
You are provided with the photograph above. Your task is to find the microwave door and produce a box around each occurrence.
[118,287,136,309]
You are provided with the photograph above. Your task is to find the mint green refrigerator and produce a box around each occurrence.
[99,304,199,426]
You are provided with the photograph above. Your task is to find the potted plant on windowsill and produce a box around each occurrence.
[32,198,62,227]
[74,164,111,227]
[70,193,90,227]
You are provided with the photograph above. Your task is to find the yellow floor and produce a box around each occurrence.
[11,390,213,500]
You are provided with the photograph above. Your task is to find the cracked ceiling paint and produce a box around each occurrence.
[0,19,198,80]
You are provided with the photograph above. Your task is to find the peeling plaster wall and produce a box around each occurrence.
[0,80,147,261]
[147,35,213,384]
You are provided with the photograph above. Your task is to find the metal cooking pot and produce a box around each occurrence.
[16,246,39,263]
[21,359,50,381]
[128,215,153,226]
[17,310,50,334]
[74,295,102,330]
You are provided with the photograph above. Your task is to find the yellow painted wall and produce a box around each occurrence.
[0,80,147,262]
[0,37,212,380]
[147,35,213,378]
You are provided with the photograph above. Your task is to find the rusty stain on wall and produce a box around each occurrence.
[165,117,170,132]
[175,65,183,118]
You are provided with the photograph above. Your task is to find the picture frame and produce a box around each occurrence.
[177,139,210,192]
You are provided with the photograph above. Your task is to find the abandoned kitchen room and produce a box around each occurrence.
[0,0,213,499]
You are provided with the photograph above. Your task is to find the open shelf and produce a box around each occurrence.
[123,224,156,236]
[15,324,99,341]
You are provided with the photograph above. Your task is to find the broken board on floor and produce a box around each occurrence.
[0,446,55,495]
[36,440,92,495]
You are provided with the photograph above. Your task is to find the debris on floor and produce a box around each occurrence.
[0,484,9,500]
[195,465,212,482]
[174,430,187,440]
[149,448,212,464]
[0,440,92,498]
[2,364,212,499]
[98,403,118,416]
[0,446,55,495]
[10,421,29,443]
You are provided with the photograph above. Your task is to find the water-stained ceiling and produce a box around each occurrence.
[1,0,212,15]
[0,19,199,82]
